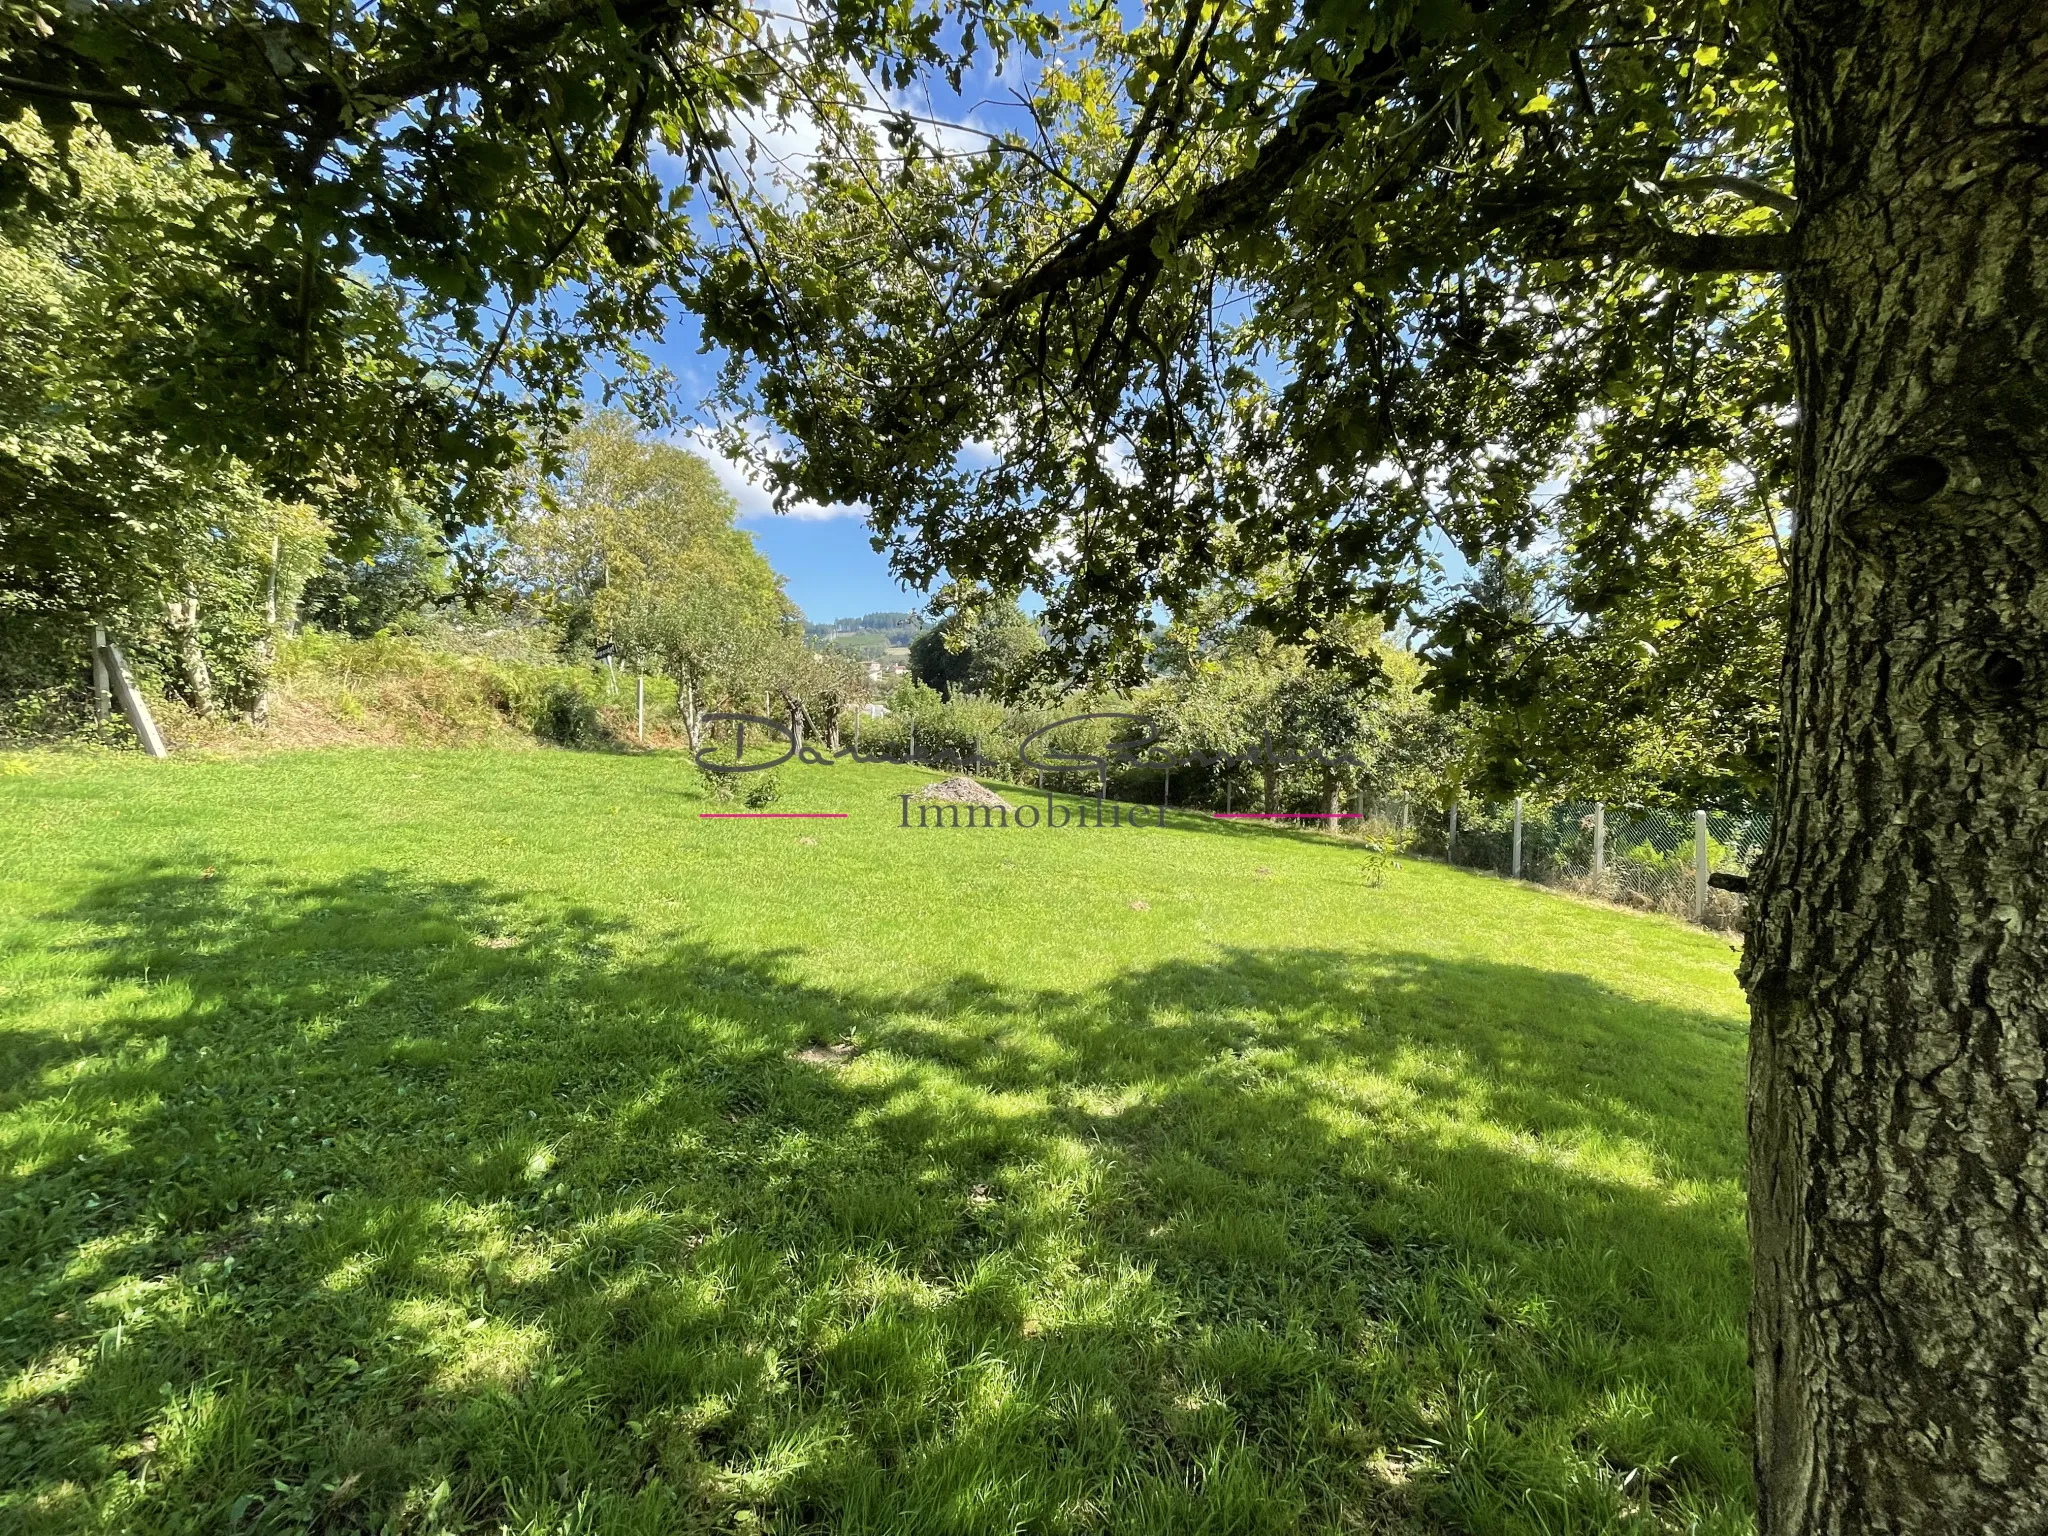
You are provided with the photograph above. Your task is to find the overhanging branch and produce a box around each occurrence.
[1659,174,1799,219]
[1543,223,1795,273]
[989,45,1414,322]
[0,72,189,116]
[1,0,699,139]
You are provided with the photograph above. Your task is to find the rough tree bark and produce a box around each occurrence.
[163,592,214,716]
[677,678,701,753]
[1743,2,2048,1529]
[252,532,280,726]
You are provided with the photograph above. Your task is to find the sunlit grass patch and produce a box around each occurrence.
[1,748,1752,1533]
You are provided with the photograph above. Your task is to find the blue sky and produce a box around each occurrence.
[635,304,920,626]
[730,514,911,625]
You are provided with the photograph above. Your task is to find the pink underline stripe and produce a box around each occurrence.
[699,812,850,819]
[1212,812,1365,819]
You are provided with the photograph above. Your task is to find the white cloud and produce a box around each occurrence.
[679,428,868,523]
[672,15,1000,210]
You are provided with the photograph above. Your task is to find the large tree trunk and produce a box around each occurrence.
[1745,3,2048,1528]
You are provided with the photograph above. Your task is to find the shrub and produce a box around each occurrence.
[742,771,782,809]
[297,530,450,638]
[535,683,603,747]
[696,765,738,802]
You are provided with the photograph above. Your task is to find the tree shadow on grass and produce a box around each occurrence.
[1,864,1751,1536]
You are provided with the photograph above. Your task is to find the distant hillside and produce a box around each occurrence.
[803,610,925,656]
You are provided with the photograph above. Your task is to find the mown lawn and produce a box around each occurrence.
[0,748,1753,1535]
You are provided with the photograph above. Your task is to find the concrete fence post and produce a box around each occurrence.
[1512,797,1524,879]
[1694,809,1710,923]
[636,675,645,743]
[1448,804,1459,862]
[1593,801,1606,877]
[99,642,167,758]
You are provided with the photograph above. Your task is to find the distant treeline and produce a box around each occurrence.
[802,612,923,647]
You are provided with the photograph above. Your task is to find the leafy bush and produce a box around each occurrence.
[535,682,603,746]
[0,686,131,749]
[298,530,451,638]
[696,765,738,802]
[742,771,782,808]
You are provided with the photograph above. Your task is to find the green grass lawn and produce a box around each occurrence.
[0,748,1752,1535]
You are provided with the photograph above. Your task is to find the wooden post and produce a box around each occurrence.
[1512,797,1524,878]
[91,626,110,721]
[1448,804,1458,862]
[1694,809,1710,923]
[99,643,167,758]
[1593,801,1606,877]
[1400,798,1410,843]
[909,718,917,763]
[636,674,645,743]
[1163,766,1171,812]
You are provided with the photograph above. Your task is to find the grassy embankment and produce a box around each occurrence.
[1,748,1752,1534]
[113,631,688,755]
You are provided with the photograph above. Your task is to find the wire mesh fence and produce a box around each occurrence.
[1356,796,1770,932]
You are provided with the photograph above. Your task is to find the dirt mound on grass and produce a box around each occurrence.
[914,775,1014,809]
